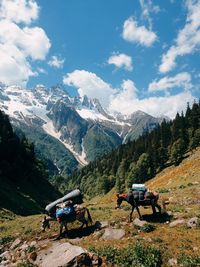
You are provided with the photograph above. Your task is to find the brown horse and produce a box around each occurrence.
[116,191,162,222]
[41,205,92,238]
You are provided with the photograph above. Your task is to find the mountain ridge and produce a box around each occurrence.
[0,82,165,175]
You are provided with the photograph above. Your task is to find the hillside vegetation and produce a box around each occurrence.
[0,110,60,215]
[64,101,200,197]
[0,145,199,266]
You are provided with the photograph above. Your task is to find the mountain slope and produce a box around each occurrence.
[0,110,61,215]
[0,82,164,175]
[65,101,200,196]
[0,146,199,267]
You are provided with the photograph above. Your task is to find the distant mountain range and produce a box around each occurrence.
[0,82,166,176]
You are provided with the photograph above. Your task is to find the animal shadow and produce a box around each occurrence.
[141,212,172,223]
[60,224,97,239]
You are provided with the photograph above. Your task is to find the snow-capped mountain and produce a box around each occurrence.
[0,82,163,175]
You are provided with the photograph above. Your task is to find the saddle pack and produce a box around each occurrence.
[56,206,75,219]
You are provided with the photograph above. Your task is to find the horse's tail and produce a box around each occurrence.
[85,207,92,224]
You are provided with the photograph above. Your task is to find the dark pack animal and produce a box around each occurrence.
[116,190,162,221]
[41,204,92,238]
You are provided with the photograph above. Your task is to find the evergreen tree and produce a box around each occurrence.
[115,159,126,193]
[170,138,185,165]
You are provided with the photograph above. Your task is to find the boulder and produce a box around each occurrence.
[101,228,125,240]
[10,238,21,250]
[28,251,37,261]
[187,217,199,228]
[133,218,147,228]
[36,242,87,267]
[169,219,185,227]
[65,253,92,267]
[168,258,177,266]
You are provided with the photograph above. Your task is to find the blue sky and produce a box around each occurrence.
[0,0,200,118]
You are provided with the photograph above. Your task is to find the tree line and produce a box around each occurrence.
[0,110,59,214]
[65,101,200,196]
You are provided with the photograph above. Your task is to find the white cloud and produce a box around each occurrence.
[108,53,133,71]
[122,17,157,47]
[48,56,65,69]
[159,0,200,73]
[63,70,115,107]
[0,0,39,25]
[109,81,195,119]
[139,0,160,29]
[0,0,51,86]
[148,72,192,92]
[63,70,195,119]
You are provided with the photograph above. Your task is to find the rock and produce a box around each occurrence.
[0,251,11,261]
[35,242,87,267]
[133,218,147,228]
[29,241,37,247]
[169,219,185,227]
[69,238,82,245]
[101,228,125,240]
[19,243,29,251]
[192,181,199,185]
[168,258,177,266]
[65,253,92,267]
[28,251,37,261]
[10,238,21,250]
[187,217,198,228]
[89,253,102,266]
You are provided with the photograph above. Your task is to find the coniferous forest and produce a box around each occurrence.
[65,101,200,196]
[0,110,60,215]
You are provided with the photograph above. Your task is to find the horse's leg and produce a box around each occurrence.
[151,204,156,215]
[64,222,68,232]
[155,203,162,213]
[135,205,142,220]
[57,223,63,239]
[129,206,134,222]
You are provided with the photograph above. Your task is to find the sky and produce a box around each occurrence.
[0,0,200,118]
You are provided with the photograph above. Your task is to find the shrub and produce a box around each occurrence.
[89,242,162,267]
[0,236,15,245]
[140,224,156,233]
[177,254,200,267]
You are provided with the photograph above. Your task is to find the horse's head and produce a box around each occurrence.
[115,193,126,209]
[41,216,50,231]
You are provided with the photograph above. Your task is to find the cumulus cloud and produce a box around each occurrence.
[63,69,195,119]
[0,0,39,25]
[109,82,195,119]
[107,53,133,71]
[48,56,65,69]
[0,0,51,86]
[122,17,157,47]
[159,0,200,73]
[148,72,192,92]
[63,70,115,107]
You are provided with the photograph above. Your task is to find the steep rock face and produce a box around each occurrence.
[123,110,162,142]
[49,101,88,154]
[83,124,122,161]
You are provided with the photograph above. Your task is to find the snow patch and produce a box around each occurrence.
[43,121,88,166]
